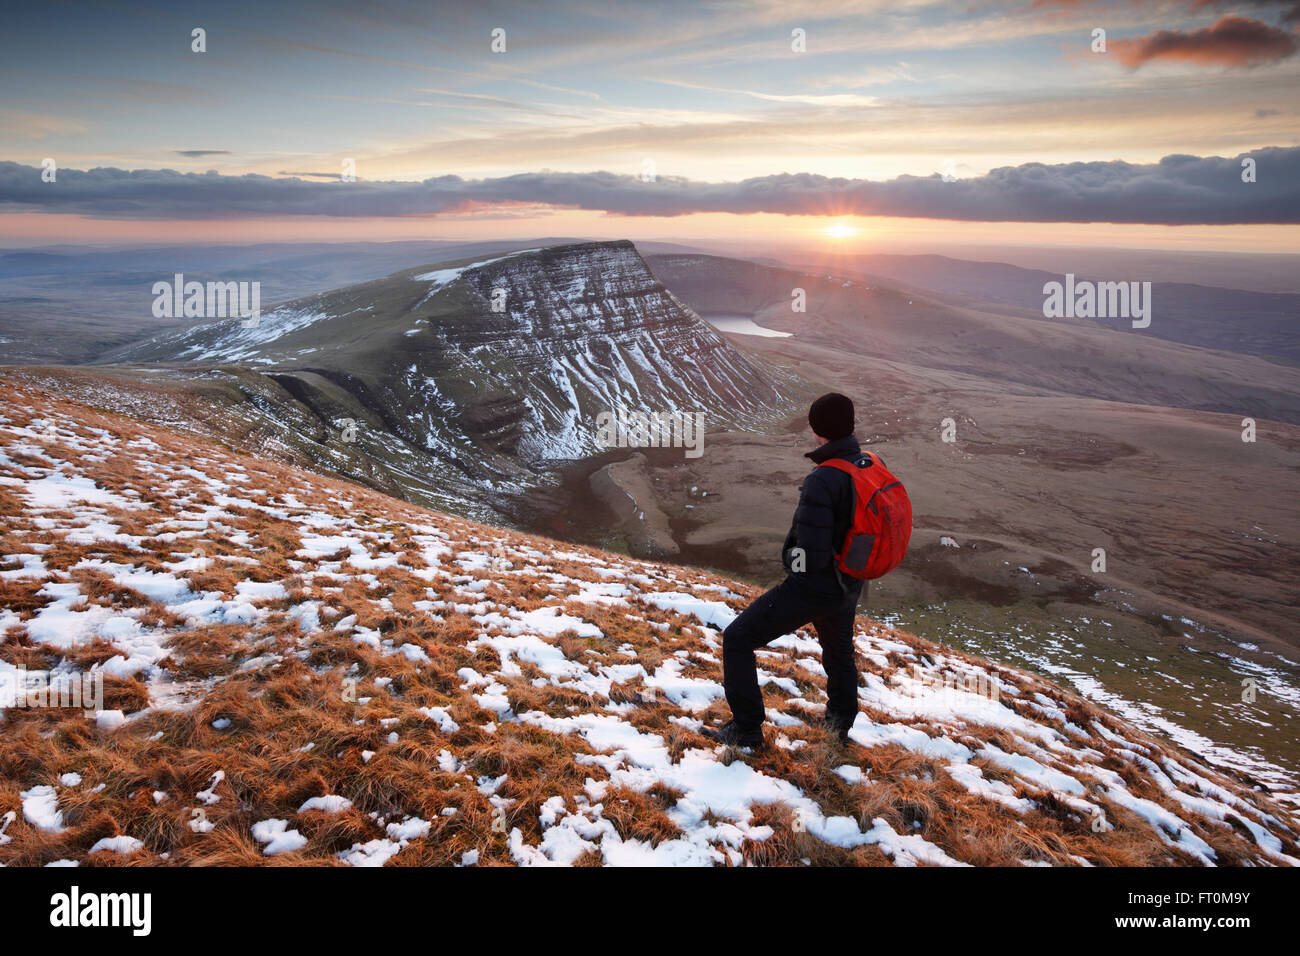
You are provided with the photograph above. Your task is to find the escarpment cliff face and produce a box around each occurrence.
[110,241,797,514]
[436,242,784,453]
[402,241,790,461]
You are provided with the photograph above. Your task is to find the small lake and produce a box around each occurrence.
[702,313,792,338]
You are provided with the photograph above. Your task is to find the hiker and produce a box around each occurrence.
[704,392,911,749]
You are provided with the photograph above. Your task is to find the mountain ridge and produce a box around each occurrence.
[93,241,799,517]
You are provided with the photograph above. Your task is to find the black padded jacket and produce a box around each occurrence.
[781,435,879,601]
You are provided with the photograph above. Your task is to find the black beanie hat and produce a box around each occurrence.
[808,392,854,441]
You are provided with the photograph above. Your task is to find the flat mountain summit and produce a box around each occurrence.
[1,375,1296,866]
[110,241,794,512]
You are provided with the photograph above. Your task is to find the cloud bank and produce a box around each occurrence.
[2,147,1296,225]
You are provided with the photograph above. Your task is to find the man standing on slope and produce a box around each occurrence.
[705,393,871,750]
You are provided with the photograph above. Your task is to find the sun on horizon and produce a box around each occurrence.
[822,222,860,240]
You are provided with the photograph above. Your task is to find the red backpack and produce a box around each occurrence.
[818,453,912,580]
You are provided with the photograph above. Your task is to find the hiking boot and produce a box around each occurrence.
[825,714,855,745]
[703,720,765,749]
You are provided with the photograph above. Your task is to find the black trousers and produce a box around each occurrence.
[721,575,865,731]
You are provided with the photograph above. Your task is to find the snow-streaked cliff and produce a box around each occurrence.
[118,241,795,471]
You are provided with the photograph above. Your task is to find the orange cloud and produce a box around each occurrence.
[1111,15,1299,69]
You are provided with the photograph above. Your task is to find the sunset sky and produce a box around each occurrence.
[1,0,1297,251]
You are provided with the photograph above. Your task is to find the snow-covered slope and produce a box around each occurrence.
[1,379,1296,867]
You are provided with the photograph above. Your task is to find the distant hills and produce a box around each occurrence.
[799,253,1300,366]
[647,253,1300,426]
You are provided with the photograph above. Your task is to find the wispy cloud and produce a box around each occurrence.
[1036,0,1300,28]
[645,77,882,107]
[0,110,87,141]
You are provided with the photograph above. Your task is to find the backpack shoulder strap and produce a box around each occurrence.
[817,454,871,474]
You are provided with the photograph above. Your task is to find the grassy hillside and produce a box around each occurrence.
[0,376,1295,866]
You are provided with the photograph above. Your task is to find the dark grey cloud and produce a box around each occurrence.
[1192,0,1300,26]
[173,150,231,158]
[2,147,1296,225]
[1035,0,1300,22]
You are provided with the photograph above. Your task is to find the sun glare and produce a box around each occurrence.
[822,222,859,240]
